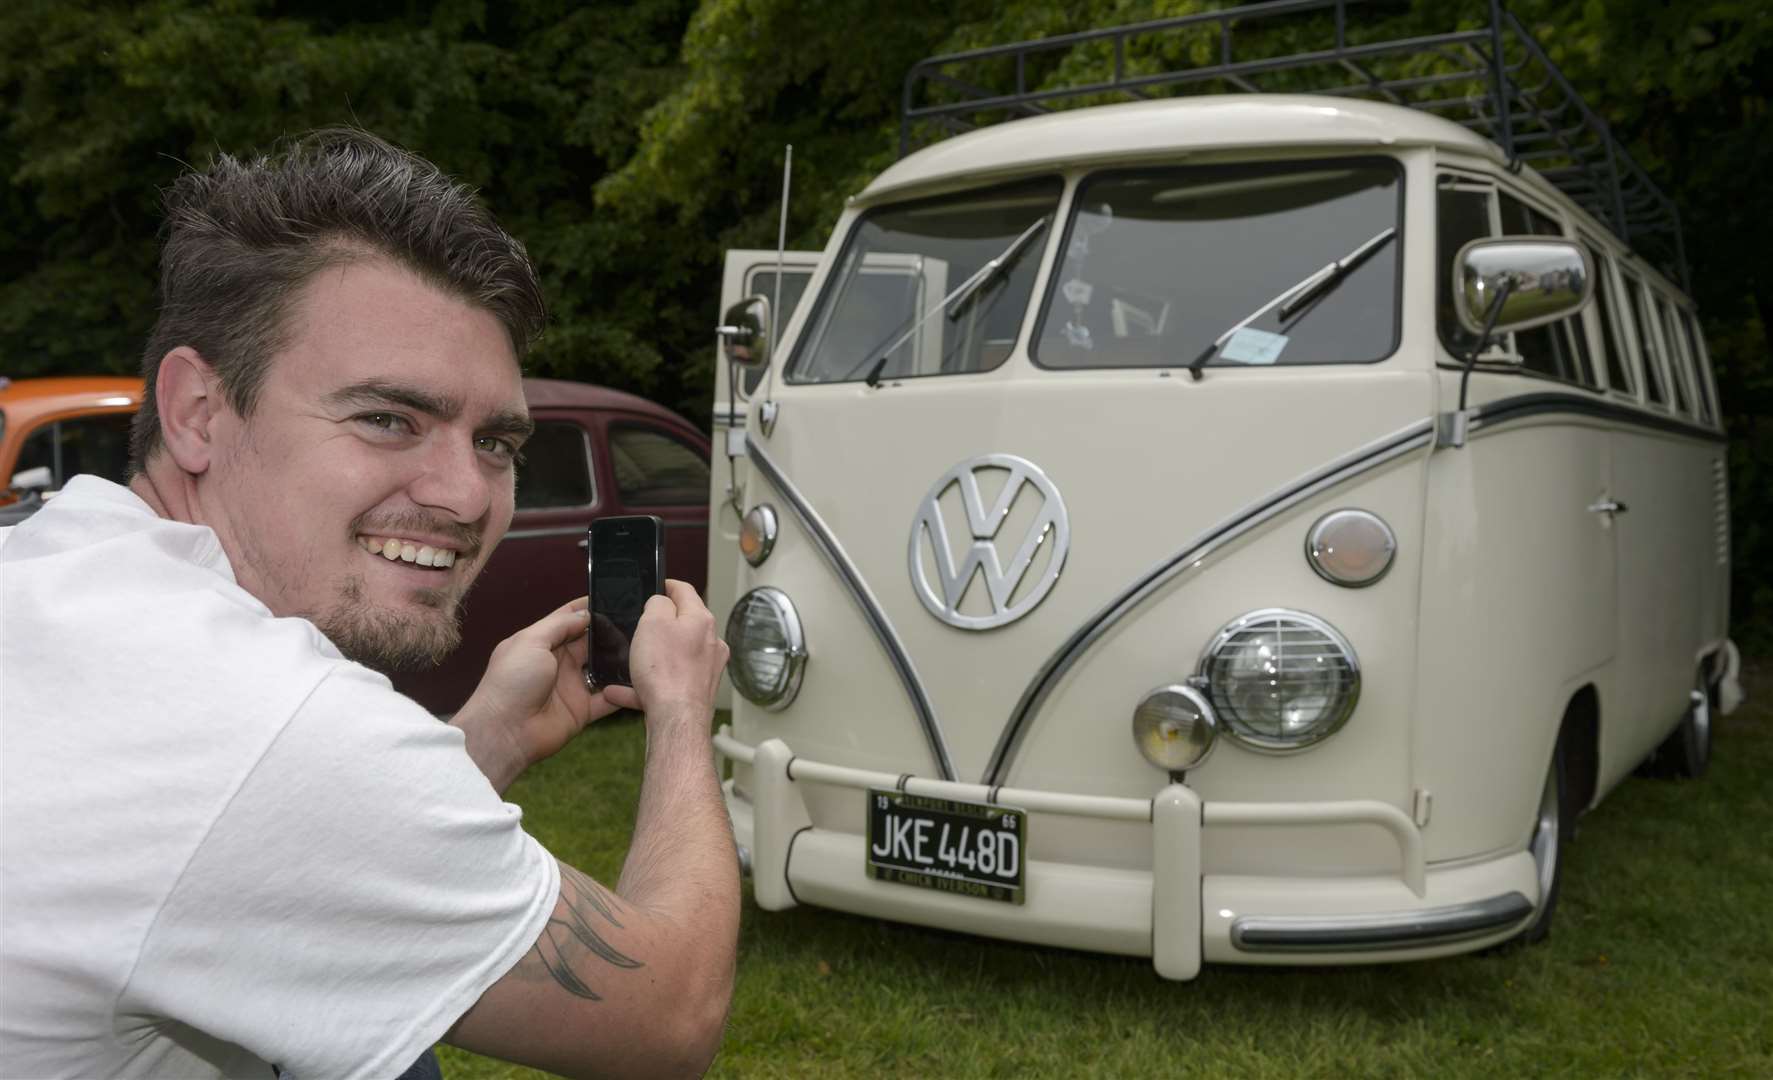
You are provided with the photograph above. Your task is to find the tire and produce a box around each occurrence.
[1516,727,1574,946]
[1644,669,1713,780]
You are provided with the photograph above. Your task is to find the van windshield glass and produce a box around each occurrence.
[1034,159,1402,370]
[787,177,1061,384]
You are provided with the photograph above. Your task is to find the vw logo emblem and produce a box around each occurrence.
[908,454,1069,630]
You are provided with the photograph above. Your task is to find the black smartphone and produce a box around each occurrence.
[585,515,666,688]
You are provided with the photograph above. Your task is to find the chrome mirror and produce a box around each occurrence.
[716,294,772,371]
[9,466,51,493]
[1454,238,1592,339]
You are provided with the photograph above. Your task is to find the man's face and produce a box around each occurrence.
[200,257,531,672]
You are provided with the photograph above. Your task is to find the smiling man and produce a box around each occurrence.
[0,130,737,1079]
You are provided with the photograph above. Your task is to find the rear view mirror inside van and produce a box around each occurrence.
[1453,238,1592,339]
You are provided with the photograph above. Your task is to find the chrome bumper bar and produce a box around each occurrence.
[714,727,1534,978]
[1231,892,1534,953]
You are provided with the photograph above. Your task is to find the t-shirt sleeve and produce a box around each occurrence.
[123,666,559,1080]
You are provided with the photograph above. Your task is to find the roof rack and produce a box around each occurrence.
[900,0,1687,289]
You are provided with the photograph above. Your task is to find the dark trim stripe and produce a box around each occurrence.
[984,418,1435,786]
[1470,391,1725,444]
[747,439,958,781]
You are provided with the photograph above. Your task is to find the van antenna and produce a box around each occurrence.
[758,144,791,428]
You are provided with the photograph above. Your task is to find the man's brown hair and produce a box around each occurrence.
[130,127,546,471]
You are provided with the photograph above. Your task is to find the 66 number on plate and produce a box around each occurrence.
[866,789,1027,904]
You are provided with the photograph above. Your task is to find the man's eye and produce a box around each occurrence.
[358,413,412,434]
[476,436,520,461]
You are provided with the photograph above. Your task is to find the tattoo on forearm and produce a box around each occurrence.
[530,863,644,1001]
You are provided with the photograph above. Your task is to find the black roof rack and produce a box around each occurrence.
[900,0,1687,289]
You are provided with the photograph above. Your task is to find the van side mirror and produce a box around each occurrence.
[9,466,51,494]
[1453,238,1592,339]
[716,294,772,372]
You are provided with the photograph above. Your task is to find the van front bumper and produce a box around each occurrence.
[714,727,1538,980]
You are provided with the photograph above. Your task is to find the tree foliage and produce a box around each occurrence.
[0,0,700,393]
[3,0,1769,634]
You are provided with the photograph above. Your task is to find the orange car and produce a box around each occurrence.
[0,376,143,519]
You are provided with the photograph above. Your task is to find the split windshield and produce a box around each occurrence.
[788,159,1402,384]
[787,178,1062,384]
[1035,158,1402,370]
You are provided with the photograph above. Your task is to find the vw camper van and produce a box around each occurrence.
[706,0,1744,979]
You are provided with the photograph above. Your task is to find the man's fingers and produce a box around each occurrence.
[561,630,589,669]
[662,578,705,614]
[599,684,641,711]
[521,599,594,653]
[643,591,677,621]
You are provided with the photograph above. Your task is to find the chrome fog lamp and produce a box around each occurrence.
[1305,509,1396,587]
[1200,609,1359,752]
[1132,685,1218,772]
[726,587,807,710]
[739,504,778,566]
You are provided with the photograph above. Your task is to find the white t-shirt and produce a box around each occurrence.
[0,477,558,1079]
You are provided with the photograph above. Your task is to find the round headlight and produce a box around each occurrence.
[725,587,807,710]
[1305,509,1396,587]
[1200,609,1359,752]
[739,504,778,566]
[1132,685,1218,772]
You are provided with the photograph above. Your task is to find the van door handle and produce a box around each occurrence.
[1587,498,1628,516]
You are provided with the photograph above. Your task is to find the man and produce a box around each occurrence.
[0,129,738,1078]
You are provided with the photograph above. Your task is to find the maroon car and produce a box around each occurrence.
[394,378,711,714]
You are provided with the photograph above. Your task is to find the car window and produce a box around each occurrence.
[1498,194,1595,388]
[739,270,813,397]
[1437,183,1494,359]
[15,414,133,488]
[1655,296,1693,417]
[515,421,595,510]
[1681,310,1717,425]
[1035,158,1402,370]
[608,425,709,506]
[1622,272,1668,407]
[791,177,1062,384]
[1584,243,1634,397]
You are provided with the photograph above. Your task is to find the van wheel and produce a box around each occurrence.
[1516,729,1574,946]
[1647,670,1713,780]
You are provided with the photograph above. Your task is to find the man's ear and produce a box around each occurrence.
[155,346,223,475]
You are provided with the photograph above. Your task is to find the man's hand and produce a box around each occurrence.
[625,579,730,727]
[451,597,626,794]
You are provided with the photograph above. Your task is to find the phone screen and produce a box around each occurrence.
[587,515,665,688]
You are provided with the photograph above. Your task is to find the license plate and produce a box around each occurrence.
[866,789,1026,904]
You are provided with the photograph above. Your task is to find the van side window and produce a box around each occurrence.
[1681,310,1717,424]
[1436,184,1492,358]
[609,424,710,506]
[740,269,813,397]
[515,421,596,510]
[1498,194,1596,388]
[1583,243,1634,397]
[1621,273,1668,407]
[1655,297,1694,417]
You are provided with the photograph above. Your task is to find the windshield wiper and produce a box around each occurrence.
[859,215,1050,387]
[1185,226,1396,381]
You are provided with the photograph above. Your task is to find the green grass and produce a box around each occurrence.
[442,663,1773,1078]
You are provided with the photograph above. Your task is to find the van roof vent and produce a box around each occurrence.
[900,0,1687,289]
